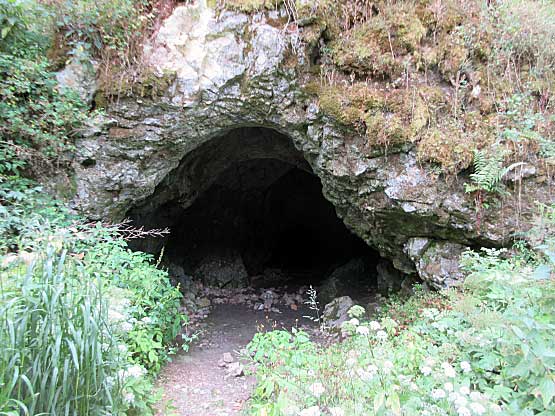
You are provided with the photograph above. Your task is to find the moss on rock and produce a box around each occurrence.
[96,69,177,106]
[417,112,496,175]
[308,81,432,150]
[213,0,283,13]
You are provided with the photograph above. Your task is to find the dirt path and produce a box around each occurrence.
[156,303,315,416]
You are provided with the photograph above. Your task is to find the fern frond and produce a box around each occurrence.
[466,149,526,196]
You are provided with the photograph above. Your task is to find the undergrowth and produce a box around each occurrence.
[0,3,186,413]
[0,178,187,414]
[246,204,555,415]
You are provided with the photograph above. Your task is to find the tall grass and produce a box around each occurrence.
[0,245,123,415]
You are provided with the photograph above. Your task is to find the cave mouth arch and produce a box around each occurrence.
[127,127,393,298]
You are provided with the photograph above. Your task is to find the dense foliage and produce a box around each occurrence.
[0,1,186,414]
[0,0,88,176]
[0,182,187,414]
[246,206,555,416]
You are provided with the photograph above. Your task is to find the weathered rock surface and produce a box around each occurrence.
[194,253,249,288]
[319,258,374,305]
[71,1,552,285]
[376,259,404,294]
[322,296,354,329]
[405,238,467,289]
[56,52,97,105]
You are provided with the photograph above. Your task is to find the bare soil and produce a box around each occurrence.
[156,303,316,416]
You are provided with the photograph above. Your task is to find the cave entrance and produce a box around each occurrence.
[127,128,392,303]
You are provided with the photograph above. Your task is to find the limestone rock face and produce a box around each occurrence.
[56,52,97,105]
[71,1,552,285]
[405,238,467,289]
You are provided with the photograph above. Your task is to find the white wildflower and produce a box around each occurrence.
[424,357,436,367]
[460,361,471,373]
[469,392,483,402]
[356,326,370,336]
[141,316,153,325]
[454,396,468,408]
[348,318,360,326]
[356,368,374,381]
[449,391,460,402]
[382,361,393,374]
[117,344,128,353]
[431,388,446,400]
[120,322,133,332]
[442,362,456,378]
[346,357,357,367]
[347,349,359,358]
[420,366,433,376]
[108,309,125,322]
[367,364,378,375]
[410,382,418,391]
[369,321,381,331]
[125,365,146,379]
[309,382,325,398]
[444,382,454,392]
[459,386,470,396]
[329,407,345,416]
[469,402,486,415]
[457,407,471,416]
[376,330,387,341]
[490,403,502,413]
[299,406,320,416]
[398,375,412,385]
[422,308,439,319]
[123,392,135,404]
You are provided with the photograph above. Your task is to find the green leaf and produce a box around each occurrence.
[537,377,555,408]
[374,391,385,414]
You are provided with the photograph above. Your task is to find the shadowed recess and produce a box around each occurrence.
[127,127,394,296]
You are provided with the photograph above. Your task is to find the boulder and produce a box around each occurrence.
[194,253,249,288]
[322,296,354,330]
[56,50,97,105]
[405,239,467,289]
[319,258,373,305]
[167,262,194,290]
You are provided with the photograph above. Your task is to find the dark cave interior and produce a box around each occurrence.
[127,128,388,296]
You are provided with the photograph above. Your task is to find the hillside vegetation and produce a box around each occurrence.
[0,1,187,414]
[246,214,555,415]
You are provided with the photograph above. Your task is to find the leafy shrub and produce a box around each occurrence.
[49,0,151,57]
[0,178,188,414]
[0,0,46,52]
[493,0,555,83]
[0,177,75,251]
[247,207,555,415]
[0,52,87,175]
[82,234,186,372]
